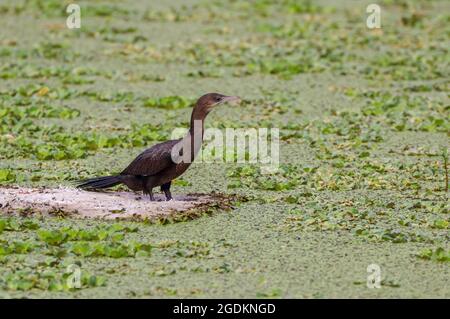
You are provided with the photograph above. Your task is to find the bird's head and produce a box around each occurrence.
[195,93,241,113]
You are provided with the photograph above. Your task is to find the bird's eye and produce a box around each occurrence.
[215,96,222,102]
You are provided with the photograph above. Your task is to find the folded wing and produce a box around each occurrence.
[121,139,180,176]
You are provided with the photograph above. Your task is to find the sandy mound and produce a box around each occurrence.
[0,187,232,221]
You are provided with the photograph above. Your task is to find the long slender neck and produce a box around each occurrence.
[182,105,208,162]
[189,105,207,136]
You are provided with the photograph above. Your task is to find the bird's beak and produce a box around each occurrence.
[221,95,241,105]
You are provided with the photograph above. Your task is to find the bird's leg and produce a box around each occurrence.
[148,189,154,201]
[161,182,172,201]
[143,187,155,201]
[142,176,156,201]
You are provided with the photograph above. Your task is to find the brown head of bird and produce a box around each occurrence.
[189,93,241,132]
[196,93,241,113]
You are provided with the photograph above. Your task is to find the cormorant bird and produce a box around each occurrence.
[77,93,240,201]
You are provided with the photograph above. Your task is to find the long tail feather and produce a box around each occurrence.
[76,176,122,189]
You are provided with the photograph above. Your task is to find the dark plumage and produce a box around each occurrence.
[77,93,240,201]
